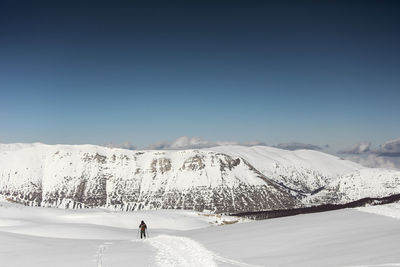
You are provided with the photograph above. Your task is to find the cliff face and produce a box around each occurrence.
[0,144,298,212]
[1,143,399,213]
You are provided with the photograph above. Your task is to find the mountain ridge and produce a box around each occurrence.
[1,143,399,212]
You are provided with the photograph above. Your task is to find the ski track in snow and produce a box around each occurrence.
[96,242,112,267]
[213,254,265,267]
[343,264,400,267]
[146,234,264,267]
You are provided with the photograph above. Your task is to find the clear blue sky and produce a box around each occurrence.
[0,1,399,150]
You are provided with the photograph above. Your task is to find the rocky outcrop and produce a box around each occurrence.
[0,144,299,212]
[1,143,399,213]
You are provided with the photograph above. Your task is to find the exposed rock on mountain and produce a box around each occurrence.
[1,143,399,213]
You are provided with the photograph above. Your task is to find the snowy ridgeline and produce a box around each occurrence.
[0,143,400,212]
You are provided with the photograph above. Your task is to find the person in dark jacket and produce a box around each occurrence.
[139,220,147,239]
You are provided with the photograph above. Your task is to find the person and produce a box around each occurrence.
[139,220,147,239]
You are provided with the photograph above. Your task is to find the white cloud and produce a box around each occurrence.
[145,136,266,150]
[146,136,213,150]
[170,136,210,149]
[275,142,322,151]
[103,142,137,150]
[345,154,400,170]
[339,137,400,157]
[339,138,400,170]
[375,138,400,157]
[240,141,267,146]
[339,142,371,154]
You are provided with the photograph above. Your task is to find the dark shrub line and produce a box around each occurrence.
[230,193,400,220]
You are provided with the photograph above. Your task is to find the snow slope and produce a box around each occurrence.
[209,145,361,177]
[1,198,400,267]
[186,208,400,267]
[208,145,362,194]
[358,201,400,220]
[307,168,400,204]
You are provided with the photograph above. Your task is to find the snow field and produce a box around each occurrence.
[357,201,400,220]
[147,235,217,267]
[0,199,246,266]
[0,195,400,267]
[1,197,400,267]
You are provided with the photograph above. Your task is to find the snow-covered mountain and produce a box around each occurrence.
[306,168,400,205]
[209,145,361,194]
[1,143,399,212]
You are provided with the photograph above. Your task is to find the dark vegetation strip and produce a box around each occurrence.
[230,193,400,220]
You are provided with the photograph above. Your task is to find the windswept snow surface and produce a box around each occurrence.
[358,201,400,220]
[1,196,400,267]
[147,235,217,267]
